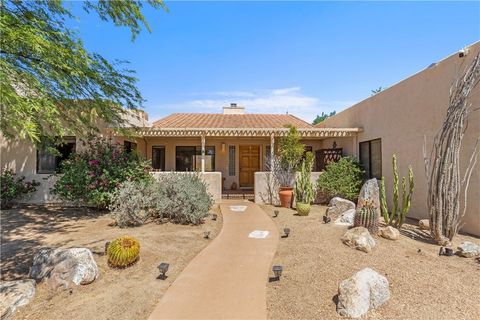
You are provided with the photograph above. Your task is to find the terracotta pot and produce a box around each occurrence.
[296,202,311,216]
[279,187,294,208]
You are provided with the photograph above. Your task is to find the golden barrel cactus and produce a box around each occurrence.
[107,236,140,268]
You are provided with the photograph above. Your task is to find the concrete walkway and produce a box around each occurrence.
[149,201,279,320]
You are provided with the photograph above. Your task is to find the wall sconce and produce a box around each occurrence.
[221,143,226,152]
[333,141,337,149]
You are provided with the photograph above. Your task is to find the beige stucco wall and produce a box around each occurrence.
[318,42,480,236]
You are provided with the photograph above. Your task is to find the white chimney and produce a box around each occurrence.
[223,103,245,114]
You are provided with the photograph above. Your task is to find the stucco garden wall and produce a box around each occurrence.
[317,42,480,236]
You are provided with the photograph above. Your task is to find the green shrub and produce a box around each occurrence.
[316,157,364,201]
[294,152,315,204]
[110,173,213,227]
[52,138,151,208]
[1,168,40,209]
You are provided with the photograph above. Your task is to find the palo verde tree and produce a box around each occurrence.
[0,0,167,145]
[424,52,480,245]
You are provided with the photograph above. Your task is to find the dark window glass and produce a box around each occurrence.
[175,146,215,171]
[229,146,236,176]
[152,146,165,171]
[124,140,137,153]
[37,138,76,174]
[359,139,382,179]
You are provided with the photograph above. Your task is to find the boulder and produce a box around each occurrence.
[335,209,356,226]
[418,219,430,230]
[341,227,376,253]
[326,197,356,217]
[356,179,381,219]
[30,248,98,289]
[457,241,480,258]
[0,279,36,320]
[380,226,400,240]
[337,268,390,318]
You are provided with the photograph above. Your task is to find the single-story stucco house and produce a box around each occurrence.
[1,42,479,236]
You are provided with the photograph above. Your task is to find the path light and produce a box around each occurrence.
[212,214,218,221]
[104,241,110,254]
[157,263,169,280]
[273,210,279,218]
[273,265,283,279]
[323,215,331,224]
[283,228,290,237]
[204,231,211,239]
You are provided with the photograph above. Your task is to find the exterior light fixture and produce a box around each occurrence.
[204,231,211,239]
[157,262,169,280]
[273,210,279,218]
[212,214,218,221]
[221,143,226,152]
[323,215,331,224]
[104,241,110,254]
[333,141,337,149]
[272,265,283,279]
[283,228,290,237]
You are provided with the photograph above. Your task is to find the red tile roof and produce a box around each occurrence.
[152,113,312,129]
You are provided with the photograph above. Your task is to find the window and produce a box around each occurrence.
[175,146,215,171]
[152,146,165,171]
[36,137,76,174]
[359,139,382,179]
[228,146,236,176]
[124,140,137,153]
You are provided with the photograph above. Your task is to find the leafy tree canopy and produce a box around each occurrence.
[371,86,383,95]
[312,111,336,125]
[0,0,167,145]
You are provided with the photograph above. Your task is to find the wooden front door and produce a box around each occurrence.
[239,145,260,188]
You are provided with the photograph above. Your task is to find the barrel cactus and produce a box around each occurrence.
[107,236,140,268]
[354,199,379,235]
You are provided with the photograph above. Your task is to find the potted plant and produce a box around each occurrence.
[294,152,315,215]
[276,126,305,208]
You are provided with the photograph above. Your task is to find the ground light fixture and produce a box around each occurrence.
[212,213,218,221]
[272,265,283,280]
[204,231,211,239]
[283,228,290,237]
[273,210,279,218]
[157,263,169,280]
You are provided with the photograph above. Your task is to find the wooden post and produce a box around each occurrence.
[201,134,206,173]
[270,133,275,171]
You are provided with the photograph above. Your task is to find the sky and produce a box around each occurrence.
[70,1,480,123]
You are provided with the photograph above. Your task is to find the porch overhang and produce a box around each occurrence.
[135,127,363,138]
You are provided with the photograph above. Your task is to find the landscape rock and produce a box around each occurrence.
[457,241,480,258]
[335,209,356,226]
[356,179,381,219]
[380,226,400,240]
[0,279,36,320]
[341,227,376,253]
[337,267,390,318]
[326,197,356,217]
[30,248,98,289]
[418,219,430,230]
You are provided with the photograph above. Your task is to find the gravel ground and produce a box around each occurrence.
[263,204,480,320]
[1,205,222,320]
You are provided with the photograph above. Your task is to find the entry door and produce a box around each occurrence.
[239,145,260,188]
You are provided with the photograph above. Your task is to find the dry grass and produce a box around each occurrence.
[1,205,222,320]
[263,205,480,320]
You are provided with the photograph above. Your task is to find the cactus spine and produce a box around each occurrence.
[107,236,140,268]
[354,199,379,234]
[379,154,415,228]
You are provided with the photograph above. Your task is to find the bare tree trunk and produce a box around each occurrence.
[424,52,480,245]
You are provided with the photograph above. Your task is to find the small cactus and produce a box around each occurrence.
[107,236,140,268]
[354,199,379,234]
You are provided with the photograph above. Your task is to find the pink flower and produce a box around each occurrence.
[88,159,99,166]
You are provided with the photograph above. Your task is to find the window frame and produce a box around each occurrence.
[359,138,382,179]
[175,146,216,172]
[151,146,166,171]
[36,137,76,174]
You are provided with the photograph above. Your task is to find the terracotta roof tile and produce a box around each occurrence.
[152,113,312,129]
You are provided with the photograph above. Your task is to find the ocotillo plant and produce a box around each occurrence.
[380,154,414,228]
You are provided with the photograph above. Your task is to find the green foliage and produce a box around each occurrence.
[0,0,166,144]
[316,157,364,201]
[107,236,140,268]
[294,152,315,204]
[1,168,40,209]
[379,154,415,228]
[110,173,214,226]
[354,199,379,234]
[312,111,336,125]
[52,138,151,208]
[279,126,305,172]
[371,86,384,95]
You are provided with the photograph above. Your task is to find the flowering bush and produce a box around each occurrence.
[110,173,213,227]
[1,168,40,209]
[52,138,151,208]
